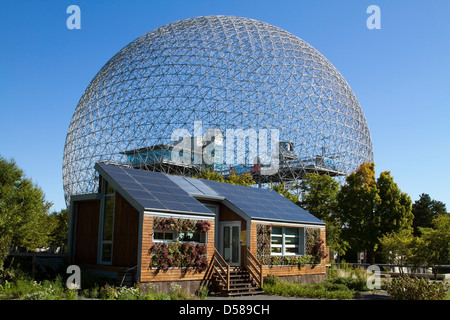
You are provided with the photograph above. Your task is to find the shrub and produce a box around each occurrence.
[326,277,368,291]
[383,275,449,300]
[262,275,354,299]
[116,286,139,300]
[99,283,117,300]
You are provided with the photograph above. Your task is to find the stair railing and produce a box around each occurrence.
[209,248,230,292]
[243,247,263,288]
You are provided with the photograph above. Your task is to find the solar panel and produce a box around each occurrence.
[96,163,213,215]
[202,179,323,224]
[96,163,323,224]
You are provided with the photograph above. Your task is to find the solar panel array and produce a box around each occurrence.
[96,163,213,215]
[201,179,324,224]
[96,163,323,224]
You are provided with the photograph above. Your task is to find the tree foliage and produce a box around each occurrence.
[270,183,300,204]
[299,173,339,221]
[379,228,422,273]
[299,173,348,256]
[418,214,450,274]
[194,169,255,186]
[193,169,224,183]
[0,157,55,269]
[336,162,381,263]
[336,162,413,263]
[412,193,447,236]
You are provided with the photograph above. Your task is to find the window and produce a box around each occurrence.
[154,231,175,241]
[153,230,206,243]
[99,179,115,264]
[271,226,304,255]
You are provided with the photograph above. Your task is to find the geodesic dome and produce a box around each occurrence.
[63,15,374,205]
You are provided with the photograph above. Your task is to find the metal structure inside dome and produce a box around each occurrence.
[63,15,374,205]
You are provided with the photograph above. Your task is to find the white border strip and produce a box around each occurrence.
[144,210,215,221]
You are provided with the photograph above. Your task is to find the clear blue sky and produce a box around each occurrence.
[1,0,449,212]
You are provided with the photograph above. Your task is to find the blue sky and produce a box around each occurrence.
[1,0,449,212]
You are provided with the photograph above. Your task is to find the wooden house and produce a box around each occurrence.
[68,162,327,296]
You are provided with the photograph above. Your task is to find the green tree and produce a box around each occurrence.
[379,228,422,274]
[336,162,381,263]
[299,173,348,256]
[412,193,447,236]
[376,171,413,235]
[193,169,224,182]
[225,172,255,186]
[300,173,339,221]
[418,214,450,279]
[271,183,300,204]
[0,157,54,269]
[48,208,70,252]
[336,163,412,263]
[194,169,255,186]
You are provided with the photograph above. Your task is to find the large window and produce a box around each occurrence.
[271,226,305,256]
[99,179,115,264]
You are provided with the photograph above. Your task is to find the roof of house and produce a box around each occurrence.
[95,162,324,225]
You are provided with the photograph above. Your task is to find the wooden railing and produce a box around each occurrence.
[207,248,230,292]
[243,247,263,288]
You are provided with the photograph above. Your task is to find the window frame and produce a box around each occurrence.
[152,230,207,244]
[98,179,116,265]
[270,226,305,256]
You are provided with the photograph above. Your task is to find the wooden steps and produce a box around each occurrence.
[213,267,264,296]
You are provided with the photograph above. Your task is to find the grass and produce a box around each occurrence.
[262,275,356,300]
[0,273,200,300]
[262,262,372,300]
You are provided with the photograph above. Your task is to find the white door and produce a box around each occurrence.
[220,222,241,266]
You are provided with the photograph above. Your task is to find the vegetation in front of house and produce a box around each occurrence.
[0,269,202,300]
[263,262,370,300]
[382,275,449,300]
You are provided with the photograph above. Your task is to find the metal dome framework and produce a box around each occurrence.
[63,15,374,205]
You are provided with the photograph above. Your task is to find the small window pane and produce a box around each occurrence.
[271,246,281,254]
[271,236,282,245]
[104,180,115,195]
[179,232,201,242]
[285,237,299,245]
[286,247,298,254]
[272,227,282,235]
[285,228,299,236]
[102,196,114,241]
[154,232,174,240]
[102,243,112,262]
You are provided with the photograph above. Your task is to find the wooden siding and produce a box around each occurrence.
[112,192,139,267]
[139,216,215,282]
[251,222,327,277]
[73,200,100,265]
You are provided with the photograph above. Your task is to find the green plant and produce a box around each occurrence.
[306,228,328,264]
[262,276,354,299]
[65,288,78,300]
[196,285,209,300]
[117,285,140,300]
[169,282,189,300]
[325,277,368,291]
[150,242,208,272]
[383,275,449,300]
[99,283,117,300]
